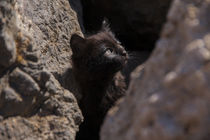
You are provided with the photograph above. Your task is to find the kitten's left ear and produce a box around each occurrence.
[70,34,86,54]
[101,18,116,38]
[101,18,111,31]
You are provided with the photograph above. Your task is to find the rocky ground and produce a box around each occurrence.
[1,0,210,140]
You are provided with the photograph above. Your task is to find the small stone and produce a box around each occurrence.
[2,87,22,102]
[9,68,40,96]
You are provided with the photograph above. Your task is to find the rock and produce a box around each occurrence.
[0,0,17,68]
[1,87,21,103]
[0,31,16,68]
[0,116,76,140]
[15,0,82,76]
[0,0,83,139]
[9,68,40,96]
[101,0,210,140]
[81,0,172,51]
[0,87,24,117]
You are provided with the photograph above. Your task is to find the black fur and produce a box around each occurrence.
[70,26,128,140]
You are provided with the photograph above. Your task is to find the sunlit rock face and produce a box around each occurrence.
[101,0,210,140]
[0,0,83,139]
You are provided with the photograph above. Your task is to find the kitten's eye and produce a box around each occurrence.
[104,48,114,55]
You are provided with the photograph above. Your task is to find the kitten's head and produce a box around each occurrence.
[70,27,128,77]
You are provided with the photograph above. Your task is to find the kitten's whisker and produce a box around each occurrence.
[127,55,140,60]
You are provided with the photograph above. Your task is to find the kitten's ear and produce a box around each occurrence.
[101,18,111,31]
[101,18,116,37]
[70,34,86,54]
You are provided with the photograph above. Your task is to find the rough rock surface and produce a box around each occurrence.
[81,0,172,51]
[0,0,83,139]
[0,0,17,69]
[101,0,210,140]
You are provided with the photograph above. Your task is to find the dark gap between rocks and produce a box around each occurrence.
[68,0,172,139]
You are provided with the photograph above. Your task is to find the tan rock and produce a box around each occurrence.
[101,0,210,140]
[0,0,83,139]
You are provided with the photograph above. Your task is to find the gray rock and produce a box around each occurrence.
[2,87,21,102]
[0,31,16,67]
[101,0,210,140]
[9,68,40,96]
[15,0,83,77]
[0,87,24,117]
[0,0,83,139]
[0,0,17,68]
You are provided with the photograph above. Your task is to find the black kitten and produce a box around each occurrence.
[70,23,128,140]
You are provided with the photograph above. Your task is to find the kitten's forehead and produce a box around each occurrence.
[87,31,119,45]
